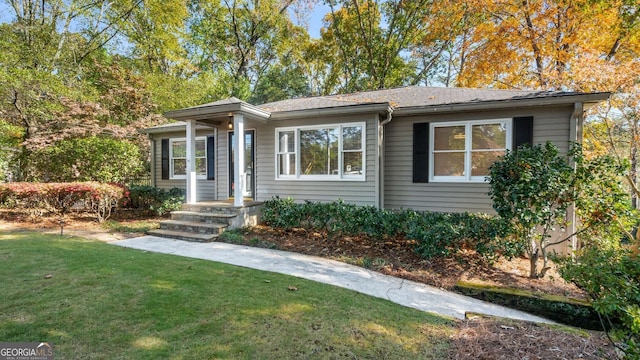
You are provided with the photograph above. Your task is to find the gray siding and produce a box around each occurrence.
[383,106,575,213]
[151,129,217,201]
[254,114,379,206]
[216,130,229,200]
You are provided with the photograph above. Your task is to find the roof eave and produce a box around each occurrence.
[268,102,392,120]
[164,103,271,122]
[139,121,215,135]
[393,92,611,116]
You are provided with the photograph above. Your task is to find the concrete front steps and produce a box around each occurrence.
[147,201,263,242]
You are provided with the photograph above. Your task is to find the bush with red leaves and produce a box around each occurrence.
[0,182,125,223]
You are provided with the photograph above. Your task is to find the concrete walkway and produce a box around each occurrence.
[111,236,554,324]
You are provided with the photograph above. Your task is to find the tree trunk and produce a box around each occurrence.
[529,250,539,279]
[632,118,638,209]
[529,236,540,278]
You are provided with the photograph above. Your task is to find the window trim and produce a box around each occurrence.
[169,136,208,180]
[275,122,366,181]
[429,119,512,183]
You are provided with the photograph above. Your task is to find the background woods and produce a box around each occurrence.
[0,0,638,194]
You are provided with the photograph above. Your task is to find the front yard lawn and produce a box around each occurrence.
[0,232,455,359]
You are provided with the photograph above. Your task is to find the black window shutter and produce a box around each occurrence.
[207,135,215,180]
[513,116,534,149]
[413,123,429,183]
[161,138,170,180]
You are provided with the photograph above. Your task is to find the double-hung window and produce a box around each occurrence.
[170,137,207,179]
[276,122,365,180]
[430,119,511,182]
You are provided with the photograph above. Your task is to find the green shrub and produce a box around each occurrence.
[488,142,632,278]
[28,137,145,183]
[558,244,640,358]
[125,185,160,209]
[261,197,511,261]
[124,186,185,216]
[261,196,299,228]
[219,229,245,244]
[149,188,185,216]
[262,197,405,240]
[407,212,513,261]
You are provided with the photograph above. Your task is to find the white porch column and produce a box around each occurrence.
[186,119,197,204]
[233,114,245,207]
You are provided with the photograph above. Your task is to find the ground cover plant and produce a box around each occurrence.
[0,232,456,359]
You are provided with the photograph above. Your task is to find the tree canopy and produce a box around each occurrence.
[0,0,638,185]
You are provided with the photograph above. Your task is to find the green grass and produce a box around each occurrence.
[0,232,455,359]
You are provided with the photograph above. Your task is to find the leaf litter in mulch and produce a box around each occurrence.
[448,317,619,360]
[243,225,587,300]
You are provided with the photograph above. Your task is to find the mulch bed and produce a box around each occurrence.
[242,226,586,299]
[449,318,618,359]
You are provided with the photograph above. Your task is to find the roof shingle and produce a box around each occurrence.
[257,86,572,112]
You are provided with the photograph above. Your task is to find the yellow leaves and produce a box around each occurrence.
[451,0,640,90]
[567,51,640,93]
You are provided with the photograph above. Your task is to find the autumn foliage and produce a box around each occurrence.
[0,182,125,223]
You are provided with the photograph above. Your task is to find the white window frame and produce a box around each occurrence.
[170,136,208,180]
[275,122,366,181]
[429,119,512,183]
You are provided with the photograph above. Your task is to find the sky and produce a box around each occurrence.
[293,3,331,39]
[0,2,332,38]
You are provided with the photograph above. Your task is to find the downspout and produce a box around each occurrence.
[569,101,584,146]
[376,107,393,209]
[148,134,156,187]
[380,107,393,126]
[568,102,584,254]
[214,126,218,200]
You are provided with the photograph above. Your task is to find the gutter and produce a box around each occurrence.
[268,103,391,120]
[394,92,611,116]
[164,103,271,122]
[139,122,215,135]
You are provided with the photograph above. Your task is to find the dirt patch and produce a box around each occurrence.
[0,209,149,242]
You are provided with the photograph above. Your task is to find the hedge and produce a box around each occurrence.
[261,197,517,262]
[0,182,125,222]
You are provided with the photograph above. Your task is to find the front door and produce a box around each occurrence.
[229,130,255,199]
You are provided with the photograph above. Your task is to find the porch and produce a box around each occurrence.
[161,97,270,207]
[147,200,263,242]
